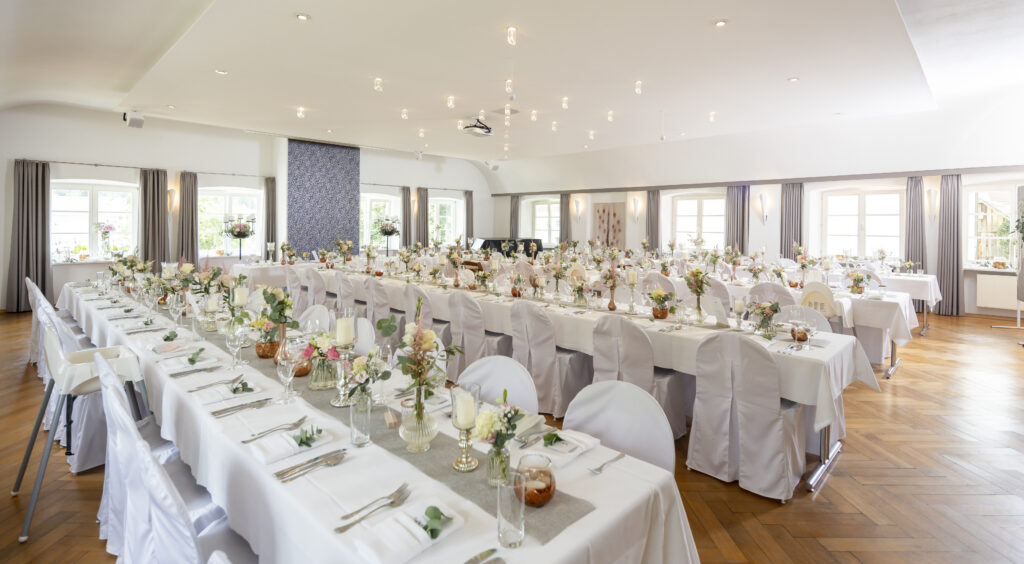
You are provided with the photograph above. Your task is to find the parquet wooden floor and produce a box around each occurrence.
[1,311,1022,563]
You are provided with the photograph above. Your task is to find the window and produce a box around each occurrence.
[359,193,400,248]
[531,199,561,247]
[966,188,1019,266]
[50,181,138,261]
[821,190,903,257]
[198,187,262,258]
[671,195,725,249]
[428,197,464,244]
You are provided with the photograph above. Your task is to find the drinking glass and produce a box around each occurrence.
[225,325,244,369]
[276,336,304,403]
[374,344,394,406]
[169,294,185,329]
[497,471,526,548]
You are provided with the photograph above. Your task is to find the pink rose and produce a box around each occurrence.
[302,345,315,359]
[326,347,340,361]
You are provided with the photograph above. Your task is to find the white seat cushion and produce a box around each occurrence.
[197,517,258,564]
[164,458,226,535]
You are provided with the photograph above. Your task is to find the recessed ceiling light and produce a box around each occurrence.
[714,19,727,27]
[166,105,175,110]
[507,26,517,46]
[607,110,614,122]
[296,106,306,118]
[584,144,589,150]
[401,108,408,119]
[373,77,383,92]
[296,13,311,21]
[634,81,642,95]
[213,69,228,75]
[787,76,800,83]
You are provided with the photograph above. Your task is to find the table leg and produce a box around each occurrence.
[885,340,901,379]
[807,425,841,492]
[920,307,929,337]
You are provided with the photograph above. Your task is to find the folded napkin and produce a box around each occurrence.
[526,429,599,468]
[152,342,200,358]
[351,504,462,564]
[514,413,545,439]
[163,355,220,375]
[247,424,334,465]
[193,382,261,405]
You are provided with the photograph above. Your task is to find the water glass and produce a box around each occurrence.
[497,471,526,548]
[374,344,393,406]
[226,326,244,369]
[349,391,372,447]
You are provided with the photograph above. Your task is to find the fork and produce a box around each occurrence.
[334,489,411,533]
[241,416,308,444]
[280,453,345,483]
[339,483,409,520]
[588,452,625,475]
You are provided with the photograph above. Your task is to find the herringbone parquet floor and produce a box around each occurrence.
[0,311,1022,563]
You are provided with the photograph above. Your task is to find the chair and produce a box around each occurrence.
[777,258,798,268]
[592,316,691,438]
[353,317,376,357]
[404,284,451,345]
[641,271,675,297]
[447,291,512,382]
[747,282,796,307]
[707,278,732,312]
[686,332,739,482]
[801,282,842,320]
[284,268,307,316]
[297,304,332,334]
[364,277,405,346]
[458,356,539,413]
[13,325,140,542]
[25,277,42,366]
[332,271,366,317]
[563,381,675,472]
[510,301,592,417]
[300,268,331,308]
[733,337,807,502]
[776,304,833,333]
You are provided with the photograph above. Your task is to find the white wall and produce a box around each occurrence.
[0,103,276,309]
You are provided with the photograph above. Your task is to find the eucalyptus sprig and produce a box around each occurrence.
[143,318,154,326]
[187,348,205,365]
[293,426,323,448]
[162,330,178,342]
[376,314,398,338]
[422,506,453,540]
[230,380,254,394]
[543,432,564,447]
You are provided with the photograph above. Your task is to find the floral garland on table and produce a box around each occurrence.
[748,263,767,283]
[471,389,524,484]
[225,221,253,239]
[747,301,781,339]
[346,349,391,398]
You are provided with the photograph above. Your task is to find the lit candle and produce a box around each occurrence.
[335,316,355,345]
[734,299,745,313]
[455,393,475,428]
[205,295,220,312]
[628,270,638,284]
[231,287,248,307]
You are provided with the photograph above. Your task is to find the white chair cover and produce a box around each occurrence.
[734,337,806,501]
[513,301,592,417]
[564,381,675,472]
[707,278,732,311]
[365,277,404,345]
[778,258,797,268]
[801,282,841,319]
[333,271,357,310]
[301,268,329,307]
[776,305,833,333]
[446,292,510,382]
[405,283,451,347]
[458,356,539,413]
[747,282,796,307]
[687,332,739,482]
[592,316,690,438]
[704,296,730,327]
[353,317,375,357]
[641,271,675,296]
[514,260,537,281]
[284,268,306,315]
[804,267,824,284]
[25,277,42,365]
[297,304,332,333]
[508,301,531,369]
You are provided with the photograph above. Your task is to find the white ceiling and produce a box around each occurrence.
[2,0,1021,163]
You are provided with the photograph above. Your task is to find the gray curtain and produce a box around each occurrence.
[780,183,803,259]
[176,171,198,265]
[559,193,570,244]
[5,160,50,312]
[401,186,413,248]
[646,190,660,250]
[509,195,521,239]
[1018,186,1024,302]
[264,177,277,249]
[725,185,750,253]
[936,174,963,316]
[415,187,429,244]
[465,190,474,243]
[904,177,927,312]
[139,169,170,273]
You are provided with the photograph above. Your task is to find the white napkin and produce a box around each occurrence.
[163,355,219,375]
[192,382,261,405]
[525,429,599,468]
[152,342,199,358]
[248,426,334,465]
[351,505,462,564]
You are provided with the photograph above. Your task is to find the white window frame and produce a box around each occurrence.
[49,180,139,261]
[670,194,726,248]
[359,192,401,249]
[427,195,465,244]
[820,189,905,257]
[964,187,1020,267]
[197,186,264,258]
[531,199,561,247]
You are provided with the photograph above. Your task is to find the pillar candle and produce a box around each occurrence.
[205,295,220,312]
[627,270,638,284]
[336,316,355,345]
[455,393,475,428]
[231,287,248,307]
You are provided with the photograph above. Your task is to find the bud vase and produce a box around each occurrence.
[607,288,617,311]
[307,358,339,391]
[399,387,439,453]
[488,445,511,486]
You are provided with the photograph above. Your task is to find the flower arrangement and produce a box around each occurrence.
[660,260,671,275]
[447,251,461,270]
[550,262,567,295]
[375,216,400,238]
[431,237,443,252]
[796,251,817,271]
[471,389,524,485]
[689,235,704,248]
[346,348,391,397]
[429,264,442,281]
[397,249,414,272]
[707,248,721,269]
[875,249,888,261]
[259,285,299,330]
[648,287,675,318]
[569,239,580,251]
[95,221,115,241]
[528,241,538,259]
[601,264,620,290]
[572,279,588,306]
[724,245,742,265]
[684,268,710,319]
[641,239,650,253]
[772,266,786,283]
[250,315,280,344]
[302,251,310,261]
[410,261,424,278]
[901,260,917,272]
[747,301,781,338]
[193,266,223,295]
[748,263,767,282]
[475,269,492,286]
[335,239,354,259]
[511,273,525,297]
[225,221,253,239]
[667,240,677,252]
[303,332,341,363]
[529,274,543,297]
[847,271,872,294]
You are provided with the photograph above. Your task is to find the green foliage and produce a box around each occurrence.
[422,506,452,540]
[293,426,323,448]
[187,348,205,365]
[162,330,178,342]
[231,380,254,394]
[376,314,398,338]
[543,432,564,447]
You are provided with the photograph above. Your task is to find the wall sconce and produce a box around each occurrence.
[573,198,583,220]
[759,192,769,224]
[926,188,940,221]
[632,196,642,222]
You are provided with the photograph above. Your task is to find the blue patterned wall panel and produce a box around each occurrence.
[287,140,360,254]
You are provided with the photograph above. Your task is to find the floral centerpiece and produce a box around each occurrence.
[260,285,300,364]
[901,260,918,273]
[335,239,354,261]
[431,237,443,254]
[550,262,567,297]
[772,266,786,284]
[446,251,462,286]
[528,241,538,260]
[303,332,342,390]
[747,301,781,339]
[667,240,677,253]
[684,268,710,321]
[601,262,621,311]
[346,348,391,398]
[95,221,116,256]
[847,271,872,294]
[396,299,463,453]
[572,279,588,307]
[409,261,424,279]
[641,239,650,255]
[510,273,525,297]
[529,274,544,298]
[250,313,280,358]
[689,235,704,249]
[224,220,252,239]
[375,216,400,256]
[429,264,442,282]
[875,248,888,262]
[397,249,414,273]
[660,260,672,276]
[795,250,816,287]
[472,389,524,485]
[723,246,743,279]
[648,287,675,319]
[475,269,492,290]
[280,241,296,264]
[706,248,721,271]
[748,263,767,283]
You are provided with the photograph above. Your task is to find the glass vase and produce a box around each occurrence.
[349,391,372,447]
[399,387,439,453]
[307,358,338,391]
[757,317,777,340]
[488,444,511,486]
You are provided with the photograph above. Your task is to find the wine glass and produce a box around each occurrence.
[169,293,185,329]
[225,325,244,369]
[276,336,304,404]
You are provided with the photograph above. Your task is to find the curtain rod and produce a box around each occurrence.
[45,159,267,179]
[362,182,474,193]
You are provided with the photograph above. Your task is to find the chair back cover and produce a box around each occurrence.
[449,291,488,368]
[284,268,305,314]
[641,271,675,295]
[804,267,824,284]
[508,301,531,369]
[133,436,204,564]
[301,268,327,306]
[687,332,739,482]
[297,304,332,333]
[747,282,796,307]
[354,317,375,357]
[563,381,675,472]
[704,296,730,325]
[801,282,840,318]
[333,271,357,310]
[778,258,798,268]
[707,277,732,311]
[514,260,536,280]
[364,277,392,326]
[95,353,141,556]
[777,305,833,333]
[591,316,620,384]
[404,283,433,326]
[458,356,539,413]
[25,277,42,361]
[38,298,84,353]
[591,316,655,394]
[521,302,561,413]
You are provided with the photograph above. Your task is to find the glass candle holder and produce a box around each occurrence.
[451,384,480,472]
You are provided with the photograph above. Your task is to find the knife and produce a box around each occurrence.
[210,398,271,418]
[463,548,497,564]
[170,365,222,378]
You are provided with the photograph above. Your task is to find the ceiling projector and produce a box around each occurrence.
[461,118,492,137]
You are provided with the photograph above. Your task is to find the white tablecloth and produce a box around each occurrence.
[57,284,701,564]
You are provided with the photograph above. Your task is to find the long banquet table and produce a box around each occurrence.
[57,283,701,563]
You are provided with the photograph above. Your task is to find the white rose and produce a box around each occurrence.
[180,263,195,274]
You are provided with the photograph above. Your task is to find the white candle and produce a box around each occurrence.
[205,295,220,312]
[627,270,638,284]
[734,299,745,313]
[231,287,248,307]
[455,393,476,428]
[335,317,355,345]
